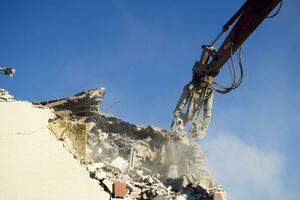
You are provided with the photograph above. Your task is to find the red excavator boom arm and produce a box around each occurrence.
[171,0,282,139]
[194,0,282,77]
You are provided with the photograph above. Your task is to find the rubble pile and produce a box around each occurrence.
[37,88,226,200]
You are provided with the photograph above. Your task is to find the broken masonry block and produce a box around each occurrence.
[213,192,223,200]
[113,182,128,198]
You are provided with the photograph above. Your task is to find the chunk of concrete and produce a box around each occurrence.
[0,88,14,101]
[125,181,141,198]
[95,171,107,180]
[87,162,105,172]
[110,156,128,172]
[167,165,179,179]
[175,194,188,200]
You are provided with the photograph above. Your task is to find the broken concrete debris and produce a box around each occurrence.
[35,87,226,200]
[38,88,105,119]
[48,119,89,161]
[110,156,129,172]
[0,88,14,102]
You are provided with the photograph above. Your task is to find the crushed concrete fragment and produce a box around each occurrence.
[110,156,129,172]
[168,165,179,179]
[37,88,105,119]
[87,162,105,172]
[175,194,188,200]
[95,170,107,180]
[0,88,14,101]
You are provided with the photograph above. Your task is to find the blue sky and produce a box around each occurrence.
[0,0,299,199]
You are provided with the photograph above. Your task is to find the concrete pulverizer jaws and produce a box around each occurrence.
[171,0,282,140]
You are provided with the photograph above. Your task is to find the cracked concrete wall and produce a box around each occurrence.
[0,101,110,200]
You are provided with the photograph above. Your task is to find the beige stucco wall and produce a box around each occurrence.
[0,101,109,200]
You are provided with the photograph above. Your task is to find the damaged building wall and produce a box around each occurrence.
[48,119,90,161]
[38,88,105,119]
[0,101,110,200]
[39,88,226,200]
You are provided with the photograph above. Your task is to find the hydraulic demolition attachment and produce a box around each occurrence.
[171,0,282,140]
[0,67,16,78]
